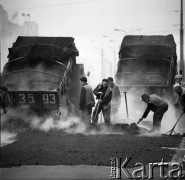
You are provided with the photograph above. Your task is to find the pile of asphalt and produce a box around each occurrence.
[90,123,149,135]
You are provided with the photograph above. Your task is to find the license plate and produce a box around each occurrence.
[6,91,60,109]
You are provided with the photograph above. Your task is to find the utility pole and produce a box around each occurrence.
[27,13,30,36]
[0,37,1,72]
[22,13,30,36]
[101,48,104,78]
[113,48,117,75]
[180,0,184,79]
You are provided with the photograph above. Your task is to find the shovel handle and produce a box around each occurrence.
[124,92,129,119]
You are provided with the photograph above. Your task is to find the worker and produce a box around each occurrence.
[137,94,168,132]
[174,74,185,87]
[92,79,112,126]
[173,74,185,103]
[173,84,185,133]
[173,74,185,118]
[79,76,95,131]
[107,77,121,121]
[173,84,185,112]
[0,86,8,115]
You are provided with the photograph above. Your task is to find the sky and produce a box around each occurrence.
[0,0,184,86]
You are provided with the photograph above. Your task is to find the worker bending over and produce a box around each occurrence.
[137,94,168,132]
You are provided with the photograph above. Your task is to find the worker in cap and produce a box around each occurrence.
[137,93,168,132]
[173,74,185,112]
[173,84,185,113]
[0,86,8,114]
[79,76,95,131]
[174,74,185,87]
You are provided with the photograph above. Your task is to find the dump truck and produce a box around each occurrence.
[115,35,177,115]
[1,36,84,116]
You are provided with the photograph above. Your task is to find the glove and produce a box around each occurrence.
[98,99,102,103]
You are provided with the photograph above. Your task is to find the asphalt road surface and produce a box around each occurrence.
[0,130,183,168]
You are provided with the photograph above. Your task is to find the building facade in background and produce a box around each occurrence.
[0,4,39,72]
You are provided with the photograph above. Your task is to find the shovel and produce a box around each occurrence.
[165,112,185,135]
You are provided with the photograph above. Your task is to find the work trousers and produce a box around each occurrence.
[153,103,168,131]
[82,106,92,130]
[92,103,111,126]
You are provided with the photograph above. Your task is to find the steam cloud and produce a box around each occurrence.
[0,107,87,147]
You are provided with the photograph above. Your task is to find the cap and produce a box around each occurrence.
[141,94,148,101]
[175,74,183,79]
[102,79,108,83]
[107,77,113,82]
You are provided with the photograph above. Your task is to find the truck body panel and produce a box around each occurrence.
[116,35,177,97]
[1,36,82,113]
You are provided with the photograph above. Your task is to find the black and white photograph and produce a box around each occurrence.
[0,0,185,179]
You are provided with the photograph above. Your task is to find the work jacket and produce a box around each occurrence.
[179,87,185,109]
[93,83,112,110]
[173,81,185,104]
[79,83,95,110]
[142,94,168,118]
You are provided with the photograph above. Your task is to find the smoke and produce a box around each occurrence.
[1,107,85,132]
[30,115,85,133]
[1,103,149,144]
[0,107,87,146]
